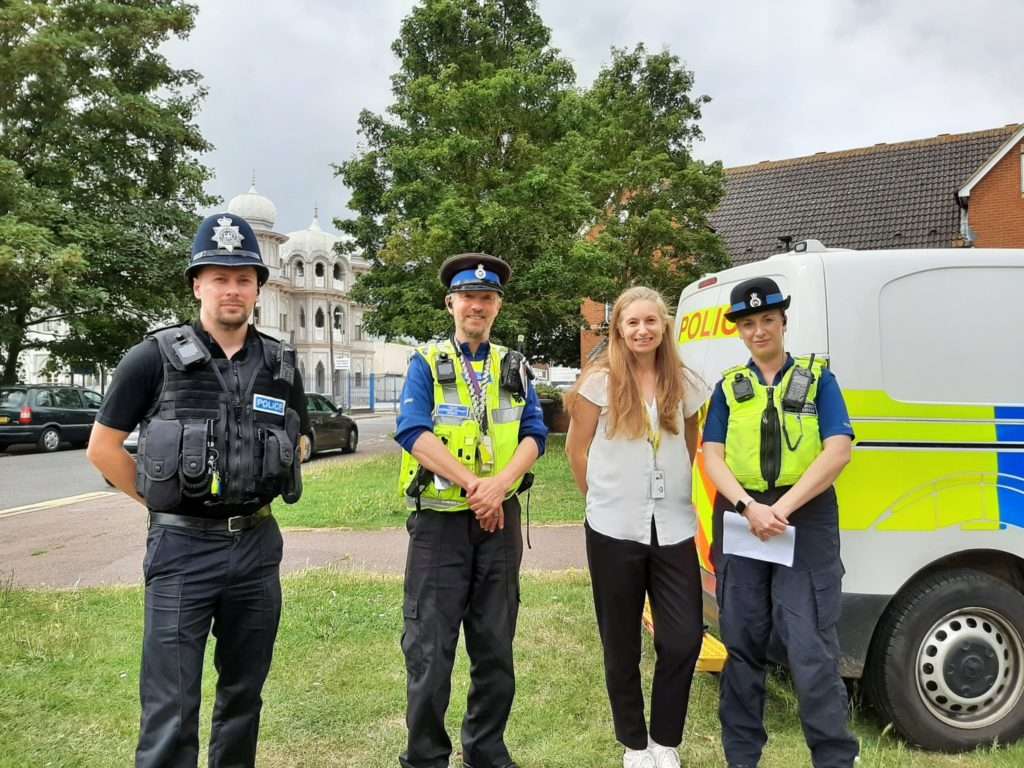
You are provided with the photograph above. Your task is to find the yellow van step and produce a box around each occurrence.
[643,600,728,674]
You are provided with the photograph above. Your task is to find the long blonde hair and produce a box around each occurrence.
[565,286,687,439]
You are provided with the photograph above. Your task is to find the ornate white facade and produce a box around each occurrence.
[227,185,404,398]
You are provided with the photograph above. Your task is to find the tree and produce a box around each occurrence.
[0,0,213,383]
[336,0,726,365]
[572,44,729,306]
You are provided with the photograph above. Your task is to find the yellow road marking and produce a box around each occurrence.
[0,491,117,519]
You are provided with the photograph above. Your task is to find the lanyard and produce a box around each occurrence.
[644,405,661,457]
[453,338,490,434]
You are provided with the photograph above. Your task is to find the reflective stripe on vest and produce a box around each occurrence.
[398,340,526,511]
[722,355,825,492]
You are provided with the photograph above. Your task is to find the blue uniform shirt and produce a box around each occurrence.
[703,354,854,444]
[394,341,548,456]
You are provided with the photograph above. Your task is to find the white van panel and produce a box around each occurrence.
[822,249,1024,400]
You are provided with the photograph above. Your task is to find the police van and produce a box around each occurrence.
[675,240,1024,752]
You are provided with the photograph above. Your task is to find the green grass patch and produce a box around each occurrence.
[2,572,1023,767]
[277,435,584,529]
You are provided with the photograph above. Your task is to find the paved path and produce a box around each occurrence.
[0,493,587,589]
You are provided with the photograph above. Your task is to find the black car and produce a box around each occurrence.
[302,393,358,461]
[0,384,103,452]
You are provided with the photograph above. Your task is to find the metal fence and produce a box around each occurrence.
[320,372,406,412]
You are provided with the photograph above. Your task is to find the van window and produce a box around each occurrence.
[879,266,1023,404]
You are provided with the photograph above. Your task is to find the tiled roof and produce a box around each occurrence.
[710,124,1022,265]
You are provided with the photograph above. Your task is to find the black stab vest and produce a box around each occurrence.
[135,324,298,513]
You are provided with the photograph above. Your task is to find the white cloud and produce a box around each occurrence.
[162,0,1024,235]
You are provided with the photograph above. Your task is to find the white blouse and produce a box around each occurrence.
[580,369,710,546]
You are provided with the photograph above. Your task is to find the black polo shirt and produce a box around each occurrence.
[98,323,308,517]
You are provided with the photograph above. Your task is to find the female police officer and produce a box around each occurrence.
[701,277,859,768]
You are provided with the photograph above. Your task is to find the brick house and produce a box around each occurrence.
[578,123,1024,362]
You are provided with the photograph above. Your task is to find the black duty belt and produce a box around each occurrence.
[148,505,272,533]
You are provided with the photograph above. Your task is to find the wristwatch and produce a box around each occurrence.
[735,497,752,515]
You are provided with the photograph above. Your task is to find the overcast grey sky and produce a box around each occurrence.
[162,0,1024,238]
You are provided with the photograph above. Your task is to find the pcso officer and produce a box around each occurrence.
[88,212,308,768]
[700,277,859,768]
[394,253,548,768]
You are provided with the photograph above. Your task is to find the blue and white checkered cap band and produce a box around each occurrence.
[731,292,785,313]
[450,268,501,288]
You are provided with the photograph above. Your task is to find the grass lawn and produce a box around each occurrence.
[2,571,1023,767]
[277,435,584,529]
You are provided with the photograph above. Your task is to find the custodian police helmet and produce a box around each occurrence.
[185,212,269,286]
[724,276,791,322]
[439,252,511,295]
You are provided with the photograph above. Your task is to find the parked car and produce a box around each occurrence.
[301,393,358,462]
[0,384,104,452]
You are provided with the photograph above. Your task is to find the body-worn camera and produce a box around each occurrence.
[731,373,754,402]
[436,352,457,384]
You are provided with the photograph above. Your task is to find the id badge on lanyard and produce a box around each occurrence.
[646,408,665,499]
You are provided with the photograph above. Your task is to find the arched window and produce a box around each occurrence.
[333,263,342,280]
[299,307,306,328]
[295,261,305,277]
[315,262,325,277]
[315,361,326,393]
[333,306,345,332]
[315,308,325,328]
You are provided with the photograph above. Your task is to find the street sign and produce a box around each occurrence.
[334,357,351,370]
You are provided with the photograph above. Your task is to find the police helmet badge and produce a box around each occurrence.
[211,216,245,252]
[749,291,762,308]
[475,264,487,279]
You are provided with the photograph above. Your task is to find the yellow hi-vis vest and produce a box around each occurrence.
[722,355,827,492]
[398,340,526,511]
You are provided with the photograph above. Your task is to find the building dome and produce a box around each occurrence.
[228,183,277,230]
[284,209,341,256]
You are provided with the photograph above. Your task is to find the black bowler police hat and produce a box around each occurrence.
[724,276,791,321]
[185,212,269,286]
[439,252,511,295]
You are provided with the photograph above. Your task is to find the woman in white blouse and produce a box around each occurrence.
[565,286,708,768]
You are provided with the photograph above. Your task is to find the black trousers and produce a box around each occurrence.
[713,488,859,768]
[400,498,523,768]
[135,516,283,768]
[585,521,704,751]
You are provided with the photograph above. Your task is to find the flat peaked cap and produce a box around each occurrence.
[724,276,791,322]
[439,252,511,295]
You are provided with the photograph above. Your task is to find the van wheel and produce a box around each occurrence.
[866,568,1024,751]
[37,427,61,452]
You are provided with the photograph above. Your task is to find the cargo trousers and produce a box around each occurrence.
[135,515,283,768]
[712,487,859,768]
[400,497,523,768]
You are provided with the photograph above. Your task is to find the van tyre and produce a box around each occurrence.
[37,426,61,453]
[866,568,1024,751]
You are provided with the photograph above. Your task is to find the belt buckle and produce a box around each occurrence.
[227,515,245,533]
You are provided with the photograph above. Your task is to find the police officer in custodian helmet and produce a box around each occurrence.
[394,253,548,768]
[88,212,308,767]
[700,277,859,768]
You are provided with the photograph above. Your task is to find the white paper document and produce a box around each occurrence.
[722,510,795,567]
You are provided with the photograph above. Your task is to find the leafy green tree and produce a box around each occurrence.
[336,0,595,363]
[572,44,728,306]
[336,0,725,364]
[0,0,213,384]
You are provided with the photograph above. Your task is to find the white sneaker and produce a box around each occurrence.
[623,748,656,768]
[648,741,681,768]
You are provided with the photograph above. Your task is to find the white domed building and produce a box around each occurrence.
[227,184,409,405]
